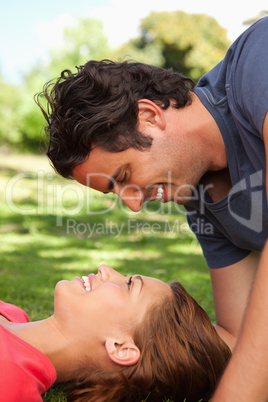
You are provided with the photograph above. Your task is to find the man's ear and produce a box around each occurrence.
[138,99,166,130]
[105,338,140,366]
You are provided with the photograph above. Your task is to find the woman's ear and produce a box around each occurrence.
[105,338,140,366]
[138,99,166,130]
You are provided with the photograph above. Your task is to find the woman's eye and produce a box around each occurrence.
[126,276,133,288]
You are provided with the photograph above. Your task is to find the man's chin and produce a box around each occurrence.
[173,196,192,205]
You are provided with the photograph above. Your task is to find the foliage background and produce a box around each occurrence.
[0,11,231,152]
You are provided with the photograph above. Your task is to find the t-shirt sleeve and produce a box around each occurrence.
[0,362,43,402]
[232,18,268,136]
[187,212,250,268]
[0,301,29,322]
[0,324,57,401]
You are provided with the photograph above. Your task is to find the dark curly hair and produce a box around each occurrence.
[35,60,195,178]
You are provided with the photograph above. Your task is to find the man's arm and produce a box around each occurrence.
[210,251,259,351]
[213,240,268,401]
[213,112,268,401]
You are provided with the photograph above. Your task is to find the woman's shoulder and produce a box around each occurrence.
[0,324,56,401]
[0,357,45,402]
[0,300,29,323]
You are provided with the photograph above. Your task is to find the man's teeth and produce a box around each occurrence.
[82,276,91,292]
[156,185,164,200]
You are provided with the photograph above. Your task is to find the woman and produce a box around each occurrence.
[0,265,231,402]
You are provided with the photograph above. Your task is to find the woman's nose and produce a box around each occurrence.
[98,264,126,283]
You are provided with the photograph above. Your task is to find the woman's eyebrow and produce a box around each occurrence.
[133,275,144,294]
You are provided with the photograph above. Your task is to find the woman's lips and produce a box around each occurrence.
[81,274,95,292]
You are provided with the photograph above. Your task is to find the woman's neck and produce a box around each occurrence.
[1,316,80,382]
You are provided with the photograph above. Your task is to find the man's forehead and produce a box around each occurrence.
[72,154,122,191]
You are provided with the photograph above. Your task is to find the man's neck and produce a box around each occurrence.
[186,92,228,171]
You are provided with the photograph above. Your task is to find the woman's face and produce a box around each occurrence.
[53,265,171,364]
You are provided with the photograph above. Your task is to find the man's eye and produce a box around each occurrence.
[118,173,128,184]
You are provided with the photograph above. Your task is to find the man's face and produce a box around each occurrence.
[73,139,201,212]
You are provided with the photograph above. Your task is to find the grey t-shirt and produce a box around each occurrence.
[186,17,268,268]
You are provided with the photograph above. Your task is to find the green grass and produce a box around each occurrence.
[0,154,214,401]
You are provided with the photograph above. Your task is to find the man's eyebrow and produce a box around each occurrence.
[107,167,122,191]
[134,275,144,294]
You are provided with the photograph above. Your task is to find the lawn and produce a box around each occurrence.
[0,153,214,401]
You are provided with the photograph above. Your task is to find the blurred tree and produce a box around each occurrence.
[0,73,47,153]
[244,10,268,26]
[0,74,22,149]
[14,68,49,152]
[113,11,230,82]
[10,18,111,152]
[47,18,110,78]
[0,13,234,152]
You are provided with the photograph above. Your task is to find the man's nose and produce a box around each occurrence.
[116,185,144,212]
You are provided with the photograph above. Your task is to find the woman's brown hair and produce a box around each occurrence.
[67,281,231,402]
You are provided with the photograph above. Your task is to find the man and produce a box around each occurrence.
[37,16,268,400]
